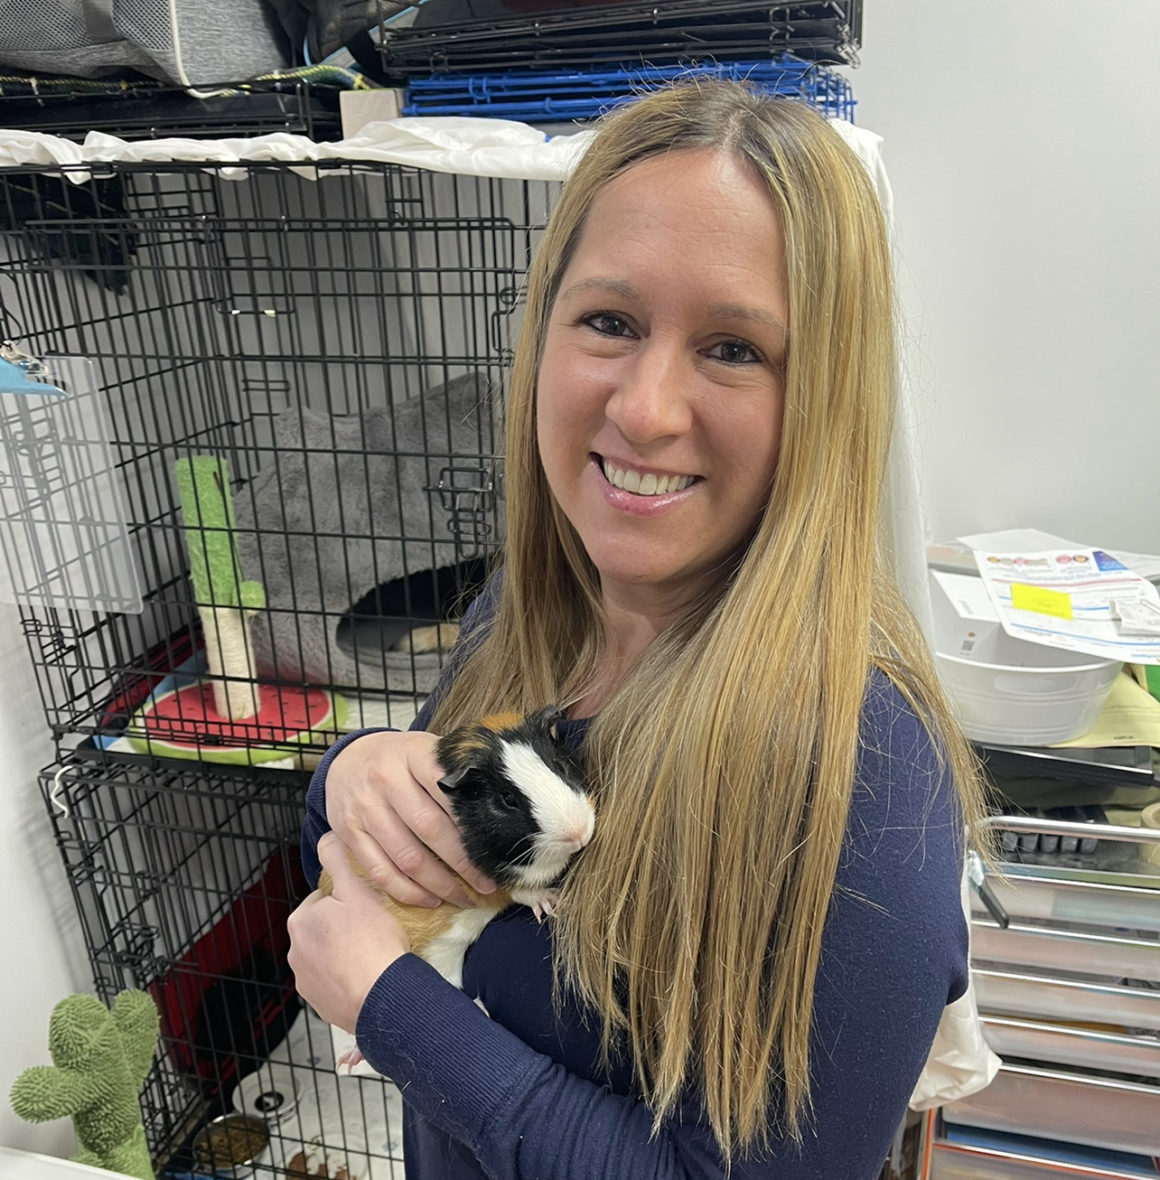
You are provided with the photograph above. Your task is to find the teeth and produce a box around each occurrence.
[603,460,693,496]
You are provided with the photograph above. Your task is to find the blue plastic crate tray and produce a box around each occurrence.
[403,58,855,124]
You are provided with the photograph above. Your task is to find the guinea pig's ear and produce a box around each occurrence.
[437,765,488,800]
[437,765,470,794]
[530,704,565,742]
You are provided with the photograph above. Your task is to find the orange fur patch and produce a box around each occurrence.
[317,849,511,953]
[439,714,520,769]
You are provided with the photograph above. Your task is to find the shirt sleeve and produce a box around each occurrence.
[349,671,969,1180]
[357,955,733,1180]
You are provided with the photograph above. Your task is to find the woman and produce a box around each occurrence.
[288,80,987,1180]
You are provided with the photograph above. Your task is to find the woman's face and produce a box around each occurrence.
[536,147,789,616]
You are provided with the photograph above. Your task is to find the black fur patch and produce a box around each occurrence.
[436,708,585,887]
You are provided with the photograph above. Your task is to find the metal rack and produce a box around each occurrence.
[928,814,1160,1178]
[377,0,863,76]
[0,76,347,142]
[401,55,856,123]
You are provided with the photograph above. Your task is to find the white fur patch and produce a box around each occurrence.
[500,739,596,886]
[424,906,500,989]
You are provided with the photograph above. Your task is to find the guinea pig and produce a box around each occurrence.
[318,707,595,1071]
[434,704,595,902]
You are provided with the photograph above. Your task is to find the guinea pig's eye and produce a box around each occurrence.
[498,790,519,811]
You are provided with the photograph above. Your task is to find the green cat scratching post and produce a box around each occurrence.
[128,456,344,764]
[10,990,159,1180]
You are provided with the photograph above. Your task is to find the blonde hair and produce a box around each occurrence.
[432,80,986,1161]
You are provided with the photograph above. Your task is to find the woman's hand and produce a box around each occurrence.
[287,832,411,1033]
[325,729,495,908]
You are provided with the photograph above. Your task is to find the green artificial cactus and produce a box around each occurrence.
[10,989,160,1180]
[173,455,266,723]
[173,456,265,616]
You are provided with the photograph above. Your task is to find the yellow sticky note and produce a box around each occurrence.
[1011,582,1073,619]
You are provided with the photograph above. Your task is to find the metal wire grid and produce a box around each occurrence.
[0,161,559,760]
[0,81,342,142]
[402,56,857,123]
[41,755,408,1180]
[379,0,863,75]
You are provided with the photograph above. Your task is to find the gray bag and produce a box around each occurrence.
[0,0,292,86]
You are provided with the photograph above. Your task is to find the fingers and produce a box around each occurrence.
[405,739,496,895]
[345,799,473,909]
[351,831,447,908]
[405,741,455,817]
[407,778,497,899]
[316,832,354,886]
[286,862,410,1033]
[326,730,496,906]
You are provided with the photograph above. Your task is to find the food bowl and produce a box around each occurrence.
[931,573,1121,745]
[192,1114,270,1179]
[232,1063,300,1122]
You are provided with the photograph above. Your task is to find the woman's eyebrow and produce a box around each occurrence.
[706,302,788,339]
[559,277,639,302]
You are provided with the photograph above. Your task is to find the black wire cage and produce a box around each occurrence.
[375,0,863,78]
[0,159,558,767]
[0,156,557,1180]
[39,752,408,1180]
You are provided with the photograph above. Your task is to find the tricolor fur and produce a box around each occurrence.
[435,708,595,893]
[319,707,594,991]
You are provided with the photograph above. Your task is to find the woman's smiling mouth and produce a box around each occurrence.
[599,456,697,496]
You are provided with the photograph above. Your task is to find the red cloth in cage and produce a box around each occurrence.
[151,846,308,1093]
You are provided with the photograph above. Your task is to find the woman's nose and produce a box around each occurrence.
[605,339,693,444]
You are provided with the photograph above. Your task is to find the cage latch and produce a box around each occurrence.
[426,461,501,548]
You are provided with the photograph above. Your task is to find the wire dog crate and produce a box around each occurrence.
[39,754,404,1180]
[0,160,558,767]
[0,157,557,1180]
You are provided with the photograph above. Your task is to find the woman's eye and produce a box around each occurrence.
[707,339,763,365]
[581,312,633,337]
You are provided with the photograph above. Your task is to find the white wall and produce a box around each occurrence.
[0,604,87,1156]
[848,0,1160,554]
[0,0,1157,1157]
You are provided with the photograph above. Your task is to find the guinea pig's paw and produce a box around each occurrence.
[335,1046,366,1073]
[511,887,559,923]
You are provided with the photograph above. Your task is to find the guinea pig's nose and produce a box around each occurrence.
[571,812,595,850]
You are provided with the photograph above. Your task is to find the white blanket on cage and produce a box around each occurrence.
[0,117,591,181]
[0,111,886,187]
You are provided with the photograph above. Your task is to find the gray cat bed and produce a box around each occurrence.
[234,372,498,695]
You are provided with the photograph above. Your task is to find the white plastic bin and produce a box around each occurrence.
[930,573,1121,745]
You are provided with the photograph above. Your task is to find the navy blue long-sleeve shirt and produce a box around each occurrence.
[300,597,967,1179]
